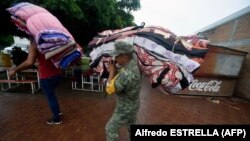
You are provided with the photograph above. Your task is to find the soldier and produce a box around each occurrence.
[105,40,142,141]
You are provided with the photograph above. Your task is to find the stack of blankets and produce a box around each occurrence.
[6,2,81,69]
[88,25,209,94]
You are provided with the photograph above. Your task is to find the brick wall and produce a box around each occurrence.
[199,13,250,101]
[234,14,250,40]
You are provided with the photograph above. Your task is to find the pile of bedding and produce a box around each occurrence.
[88,24,209,93]
[6,2,81,69]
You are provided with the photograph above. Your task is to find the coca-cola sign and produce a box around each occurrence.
[189,79,222,92]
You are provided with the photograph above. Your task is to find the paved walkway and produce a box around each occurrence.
[0,77,250,141]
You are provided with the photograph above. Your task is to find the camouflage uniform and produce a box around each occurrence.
[105,58,141,141]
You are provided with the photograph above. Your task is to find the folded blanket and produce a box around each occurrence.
[6,2,33,14]
[26,12,73,43]
[59,50,81,69]
[14,4,49,22]
[44,41,76,59]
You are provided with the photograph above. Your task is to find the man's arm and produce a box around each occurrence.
[8,42,38,78]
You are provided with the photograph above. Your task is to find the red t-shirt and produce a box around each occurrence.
[37,52,62,79]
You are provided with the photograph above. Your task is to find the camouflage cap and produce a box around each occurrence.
[112,40,134,57]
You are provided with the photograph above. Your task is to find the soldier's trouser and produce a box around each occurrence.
[105,110,137,141]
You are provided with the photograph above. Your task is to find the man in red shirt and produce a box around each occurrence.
[8,38,63,125]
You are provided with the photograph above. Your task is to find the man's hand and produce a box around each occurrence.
[8,68,17,79]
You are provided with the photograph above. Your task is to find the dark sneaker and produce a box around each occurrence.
[46,118,62,125]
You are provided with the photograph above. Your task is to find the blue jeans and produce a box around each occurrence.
[40,75,61,120]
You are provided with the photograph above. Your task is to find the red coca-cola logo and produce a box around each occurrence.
[189,79,222,92]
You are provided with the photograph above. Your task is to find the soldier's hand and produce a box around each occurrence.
[108,60,116,75]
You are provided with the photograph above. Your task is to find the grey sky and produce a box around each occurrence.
[132,0,250,36]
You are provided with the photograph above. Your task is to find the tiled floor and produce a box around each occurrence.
[0,77,249,141]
